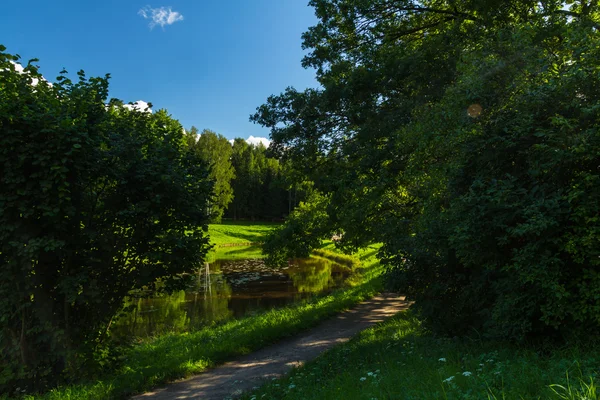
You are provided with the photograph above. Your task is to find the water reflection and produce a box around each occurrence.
[111,257,350,341]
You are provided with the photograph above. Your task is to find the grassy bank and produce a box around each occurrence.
[241,312,600,400]
[30,243,384,400]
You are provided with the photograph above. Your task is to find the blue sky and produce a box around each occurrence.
[1,1,318,143]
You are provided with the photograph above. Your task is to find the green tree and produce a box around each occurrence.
[186,128,235,222]
[253,1,600,340]
[0,48,213,391]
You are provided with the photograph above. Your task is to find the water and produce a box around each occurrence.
[111,257,351,340]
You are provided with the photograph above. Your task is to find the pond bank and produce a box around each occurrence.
[35,246,384,400]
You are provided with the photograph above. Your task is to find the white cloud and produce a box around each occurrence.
[138,6,184,29]
[245,136,271,147]
[8,61,48,86]
[123,100,152,113]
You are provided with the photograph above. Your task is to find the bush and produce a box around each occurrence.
[0,48,213,392]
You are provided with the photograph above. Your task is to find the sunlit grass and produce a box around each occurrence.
[207,221,279,246]
[241,313,600,400]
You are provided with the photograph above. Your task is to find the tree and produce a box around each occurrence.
[186,128,235,222]
[0,48,213,391]
[253,1,600,340]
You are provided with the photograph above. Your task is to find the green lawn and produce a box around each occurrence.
[241,313,600,400]
[207,221,279,246]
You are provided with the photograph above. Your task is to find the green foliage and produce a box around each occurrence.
[253,1,600,340]
[263,191,332,266]
[225,139,296,221]
[186,128,235,222]
[0,48,213,392]
[241,312,600,400]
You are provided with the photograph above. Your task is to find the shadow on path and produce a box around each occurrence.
[133,293,409,400]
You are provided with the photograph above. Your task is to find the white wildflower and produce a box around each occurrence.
[360,377,367,382]
[462,371,472,377]
[443,376,455,383]
[438,358,447,362]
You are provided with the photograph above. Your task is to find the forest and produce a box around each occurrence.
[2,0,600,398]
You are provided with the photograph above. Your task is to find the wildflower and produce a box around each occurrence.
[438,358,447,362]
[462,371,472,377]
[367,372,374,376]
[360,377,367,381]
[288,384,296,389]
[443,376,455,383]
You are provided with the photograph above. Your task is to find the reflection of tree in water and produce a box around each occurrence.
[288,257,334,293]
[113,291,190,339]
[188,262,233,330]
[111,264,233,340]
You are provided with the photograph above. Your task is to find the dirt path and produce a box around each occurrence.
[133,293,409,400]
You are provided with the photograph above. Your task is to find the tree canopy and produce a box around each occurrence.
[185,128,236,222]
[253,0,600,340]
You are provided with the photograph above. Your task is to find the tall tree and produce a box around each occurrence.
[0,48,213,391]
[187,128,235,222]
[253,1,600,340]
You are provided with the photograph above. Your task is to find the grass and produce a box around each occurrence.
[207,221,278,246]
[28,243,384,400]
[240,313,600,400]
[205,221,279,261]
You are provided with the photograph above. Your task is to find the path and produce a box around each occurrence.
[133,293,409,400]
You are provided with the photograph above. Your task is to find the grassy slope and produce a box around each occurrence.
[33,228,384,400]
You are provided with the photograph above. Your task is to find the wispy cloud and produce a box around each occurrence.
[138,6,184,29]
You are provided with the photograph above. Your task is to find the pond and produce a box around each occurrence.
[111,257,351,341]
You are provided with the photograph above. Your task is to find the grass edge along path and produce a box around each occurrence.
[30,246,384,400]
[240,313,600,400]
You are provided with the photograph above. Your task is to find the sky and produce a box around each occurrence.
[0,1,319,144]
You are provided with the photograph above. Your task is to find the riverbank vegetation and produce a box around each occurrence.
[19,247,384,400]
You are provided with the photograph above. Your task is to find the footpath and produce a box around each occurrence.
[133,293,409,400]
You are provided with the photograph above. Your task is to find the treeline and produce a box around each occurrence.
[184,129,309,222]
[256,0,600,342]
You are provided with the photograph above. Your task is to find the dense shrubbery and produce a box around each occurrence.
[262,191,332,266]
[255,1,600,340]
[0,48,213,392]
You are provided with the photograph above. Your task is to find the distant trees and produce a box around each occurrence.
[185,128,235,222]
[0,48,213,391]
[224,139,305,221]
